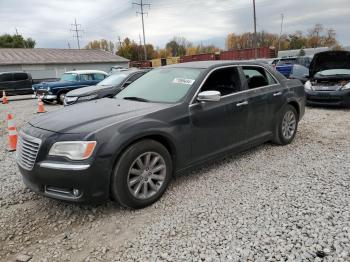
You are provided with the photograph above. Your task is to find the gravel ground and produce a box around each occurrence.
[0,99,349,262]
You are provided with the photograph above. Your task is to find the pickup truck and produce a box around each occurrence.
[32,70,108,104]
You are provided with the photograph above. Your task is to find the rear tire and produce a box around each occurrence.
[273,105,298,145]
[111,139,173,209]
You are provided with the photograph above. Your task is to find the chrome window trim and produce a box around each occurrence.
[189,64,281,107]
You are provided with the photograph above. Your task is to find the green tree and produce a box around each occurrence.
[0,34,36,48]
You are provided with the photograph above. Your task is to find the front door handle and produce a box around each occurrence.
[273,91,282,97]
[236,101,248,107]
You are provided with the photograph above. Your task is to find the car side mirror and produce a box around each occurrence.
[303,74,309,79]
[197,91,221,102]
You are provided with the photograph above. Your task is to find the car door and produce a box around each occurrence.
[78,74,95,88]
[240,65,286,141]
[189,66,249,163]
[12,73,31,95]
[0,73,13,95]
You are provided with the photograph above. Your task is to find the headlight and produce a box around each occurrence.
[65,96,78,103]
[49,141,97,160]
[79,94,98,101]
[341,82,350,90]
[304,81,313,90]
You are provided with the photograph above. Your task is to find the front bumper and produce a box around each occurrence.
[305,89,350,107]
[17,126,112,204]
[19,159,110,204]
[34,91,57,100]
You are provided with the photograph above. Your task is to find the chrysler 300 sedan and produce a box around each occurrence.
[17,61,305,209]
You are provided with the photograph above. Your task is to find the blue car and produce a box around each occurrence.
[275,56,312,78]
[33,70,108,104]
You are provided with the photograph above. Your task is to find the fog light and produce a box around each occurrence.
[73,189,80,197]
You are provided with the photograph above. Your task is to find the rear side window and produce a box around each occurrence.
[80,74,94,81]
[243,66,277,89]
[13,73,28,81]
[0,73,13,82]
[93,73,105,81]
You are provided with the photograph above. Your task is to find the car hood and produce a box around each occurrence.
[309,51,350,77]
[66,85,117,97]
[29,98,171,134]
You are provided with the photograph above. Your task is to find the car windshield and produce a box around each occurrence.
[277,58,296,65]
[293,65,309,76]
[60,73,78,81]
[116,68,203,103]
[98,73,128,86]
[315,69,350,77]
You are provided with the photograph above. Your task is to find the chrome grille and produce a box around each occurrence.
[16,132,42,170]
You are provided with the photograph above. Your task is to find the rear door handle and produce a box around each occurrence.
[236,101,248,107]
[273,92,282,97]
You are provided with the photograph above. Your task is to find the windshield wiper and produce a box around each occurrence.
[123,96,150,102]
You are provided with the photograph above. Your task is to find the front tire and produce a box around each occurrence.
[273,105,298,145]
[57,92,67,105]
[111,139,173,209]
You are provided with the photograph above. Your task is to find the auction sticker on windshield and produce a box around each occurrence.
[173,78,195,85]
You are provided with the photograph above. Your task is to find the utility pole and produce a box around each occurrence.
[252,0,258,59]
[138,34,142,61]
[117,36,122,48]
[70,18,83,49]
[133,0,150,60]
[278,13,284,51]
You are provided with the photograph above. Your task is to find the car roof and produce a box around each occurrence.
[164,60,269,69]
[64,70,108,75]
[0,71,29,75]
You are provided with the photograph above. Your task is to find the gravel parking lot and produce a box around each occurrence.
[0,99,349,262]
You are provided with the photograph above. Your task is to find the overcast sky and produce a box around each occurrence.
[0,0,349,49]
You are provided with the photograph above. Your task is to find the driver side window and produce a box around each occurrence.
[200,67,241,96]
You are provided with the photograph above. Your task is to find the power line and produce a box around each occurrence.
[70,18,84,49]
[133,0,151,60]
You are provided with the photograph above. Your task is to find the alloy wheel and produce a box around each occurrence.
[127,152,166,200]
[282,110,296,140]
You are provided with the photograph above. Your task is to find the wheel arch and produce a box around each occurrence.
[287,99,300,119]
[108,132,177,200]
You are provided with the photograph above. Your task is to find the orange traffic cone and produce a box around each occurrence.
[2,90,8,104]
[7,114,18,152]
[37,97,46,113]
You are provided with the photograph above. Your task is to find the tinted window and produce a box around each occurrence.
[93,73,105,81]
[80,74,94,81]
[117,68,202,103]
[0,73,13,82]
[13,73,28,81]
[243,67,276,89]
[201,67,241,96]
[127,73,144,83]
